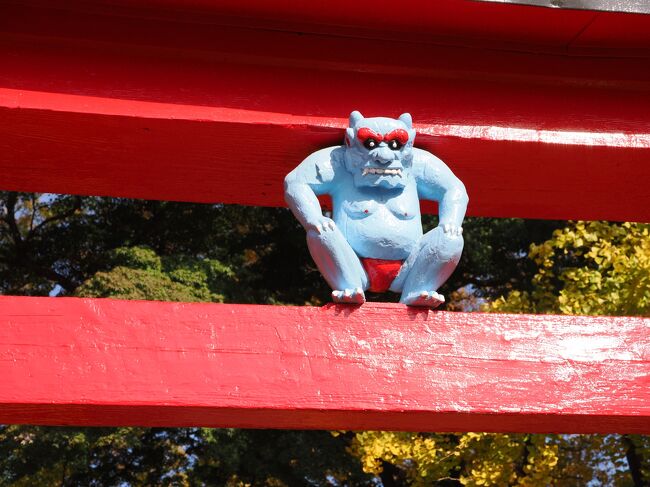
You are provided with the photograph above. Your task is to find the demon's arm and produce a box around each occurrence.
[284,146,342,232]
[413,147,468,233]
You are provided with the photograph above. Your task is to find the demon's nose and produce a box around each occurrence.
[373,146,395,164]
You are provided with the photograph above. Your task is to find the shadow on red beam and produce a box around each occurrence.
[6,0,650,54]
[0,297,648,433]
[1,405,647,434]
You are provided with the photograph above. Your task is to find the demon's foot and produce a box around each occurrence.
[332,287,366,304]
[401,290,445,308]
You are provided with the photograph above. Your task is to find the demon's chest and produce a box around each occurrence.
[333,183,419,221]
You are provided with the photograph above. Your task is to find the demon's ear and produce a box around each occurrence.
[398,113,413,129]
[349,110,364,128]
[345,127,355,146]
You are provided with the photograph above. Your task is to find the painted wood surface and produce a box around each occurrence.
[0,296,648,433]
[8,0,650,53]
[2,4,650,221]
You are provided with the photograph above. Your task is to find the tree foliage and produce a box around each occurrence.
[349,431,650,486]
[349,431,559,486]
[0,427,193,486]
[490,221,650,316]
[76,246,234,302]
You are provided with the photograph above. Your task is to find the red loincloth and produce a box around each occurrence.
[361,258,404,293]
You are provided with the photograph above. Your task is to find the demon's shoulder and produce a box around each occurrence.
[285,146,344,191]
[411,147,446,179]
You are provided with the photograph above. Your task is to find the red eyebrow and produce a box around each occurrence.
[384,129,409,144]
[357,127,383,142]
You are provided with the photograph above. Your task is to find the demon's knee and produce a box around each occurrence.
[421,226,464,263]
[306,222,368,292]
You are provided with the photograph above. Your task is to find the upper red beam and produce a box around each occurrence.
[1,3,650,221]
[9,0,650,53]
[0,296,649,433]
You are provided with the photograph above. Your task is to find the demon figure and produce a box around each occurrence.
[284,111,468,307]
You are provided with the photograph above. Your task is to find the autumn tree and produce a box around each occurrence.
[490,221,650,316]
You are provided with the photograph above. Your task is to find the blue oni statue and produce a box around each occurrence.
[284,111,468,307]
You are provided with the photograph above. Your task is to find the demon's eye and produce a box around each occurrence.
[363,138,378,150]
[387,139,403,150]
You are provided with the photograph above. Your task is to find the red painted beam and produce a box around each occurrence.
[0,296,649,433]
[10,0,650,53]
[1,5,650,221]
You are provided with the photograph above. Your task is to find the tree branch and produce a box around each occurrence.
[3,193,23,244]
[28,196,82,239]
[29,194,37,233]
[379,461,406,487]
[622,434,645,487]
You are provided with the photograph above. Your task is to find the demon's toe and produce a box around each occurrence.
[401,290,445,308]
[332,288,365,304]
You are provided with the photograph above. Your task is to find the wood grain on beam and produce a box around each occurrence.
[0,296,648,433]
[1,5,650,221]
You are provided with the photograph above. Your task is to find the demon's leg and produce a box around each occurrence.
[306,223,369,304]
[390,226,464,308]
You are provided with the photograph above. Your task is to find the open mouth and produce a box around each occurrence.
[362,168,402,177]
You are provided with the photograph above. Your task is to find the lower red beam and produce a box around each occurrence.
[0,296,649,433]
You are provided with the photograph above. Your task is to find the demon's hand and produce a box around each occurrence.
[441,223,463,237]
[306,216,337,235]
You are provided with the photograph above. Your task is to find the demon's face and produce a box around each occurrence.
[343,111,416,190]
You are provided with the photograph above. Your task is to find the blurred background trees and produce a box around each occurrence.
[0,192,648,486]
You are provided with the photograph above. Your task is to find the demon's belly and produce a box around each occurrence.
[336,206,422,260]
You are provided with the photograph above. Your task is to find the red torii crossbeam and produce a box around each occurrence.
[1,296,648,433]
[2,1,650,222]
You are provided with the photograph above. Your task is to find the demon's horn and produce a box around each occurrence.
[349,111,364,127]
[399,113,413,129]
